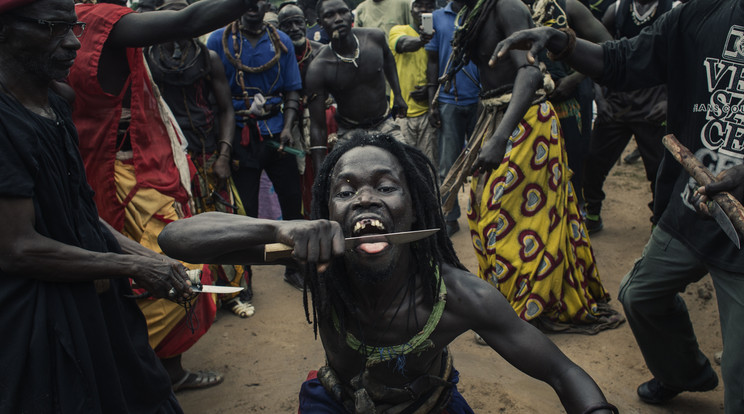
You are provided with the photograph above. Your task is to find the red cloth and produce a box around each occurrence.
[69,3,190,231]
[0,0,34,13]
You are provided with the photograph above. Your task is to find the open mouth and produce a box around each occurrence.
[351,218,389,255]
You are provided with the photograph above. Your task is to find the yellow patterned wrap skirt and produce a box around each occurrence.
[467,102,609,324]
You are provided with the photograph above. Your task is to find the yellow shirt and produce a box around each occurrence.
[389,24,429,118]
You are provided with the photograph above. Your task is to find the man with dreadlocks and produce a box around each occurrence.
[438,0,623,334]
[158,133,618,413]
[206,0,307,290]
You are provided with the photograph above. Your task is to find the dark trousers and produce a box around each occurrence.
[583,117,665,219]
[231,129,303,221]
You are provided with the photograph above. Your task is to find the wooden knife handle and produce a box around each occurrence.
[662,134,744,235]
[264,243,294,261]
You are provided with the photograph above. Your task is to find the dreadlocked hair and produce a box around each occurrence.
[443,0,498,86]
[302,133,465,340]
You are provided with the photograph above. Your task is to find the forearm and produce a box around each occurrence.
[384,51,404,99]
[282,91,301,135]
[492,66,542,141]
[3,234,144,283]
[553,365,612,414]
[426,54,439,105]
[395,36,425,53]
[158,212,280,264]
[110,0,252,48]
[545,29,605,79]
[308,99,328,169]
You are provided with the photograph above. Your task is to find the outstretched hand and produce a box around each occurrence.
[276,219,345,273]
[490,26,556,67]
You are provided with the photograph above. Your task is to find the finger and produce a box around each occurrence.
[330,221,345,256]
[292,236,308,263]
[701,179,733,197]
[306,234,321,265]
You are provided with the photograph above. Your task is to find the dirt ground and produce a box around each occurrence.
[176,144,726,413]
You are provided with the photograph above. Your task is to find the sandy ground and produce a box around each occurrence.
[176,145,726,413]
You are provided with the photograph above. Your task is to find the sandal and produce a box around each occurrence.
[172,370,224,392]
[225,297,255,318]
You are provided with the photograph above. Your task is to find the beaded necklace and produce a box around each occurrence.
[330,34,360,68]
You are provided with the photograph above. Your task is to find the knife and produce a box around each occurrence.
[190,285,245,294]
[707,200,741,248]
[662,134,744,249]
[264,228,440,261]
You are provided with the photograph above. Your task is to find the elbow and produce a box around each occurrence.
[158,222,191,261]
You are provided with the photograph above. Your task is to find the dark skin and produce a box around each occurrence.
[492,22,744,213]
[305,0,407,169]
[153,39,235,181]
[394,0,435,103]
[159,146,614,412]
[277,4,324,84]
[425,0,609,128]
[237,1,301,149]
[0,0,191,300]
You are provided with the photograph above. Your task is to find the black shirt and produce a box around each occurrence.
[600,0,744,272]
[0,91,179,413]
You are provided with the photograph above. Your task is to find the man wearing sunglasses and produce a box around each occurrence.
[0,0,264,413]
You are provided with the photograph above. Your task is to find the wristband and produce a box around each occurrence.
[547,27,577,61]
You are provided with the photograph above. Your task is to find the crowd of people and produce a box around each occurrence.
[0,0,741,412]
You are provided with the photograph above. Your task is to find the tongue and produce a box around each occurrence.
[358,242,389,254]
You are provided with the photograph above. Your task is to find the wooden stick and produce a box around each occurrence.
[662,134,744,236]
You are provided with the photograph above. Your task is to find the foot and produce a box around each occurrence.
[637,375,718,405]
[172,370,224,392]
[584,213,603,234]
[224,297,255,318]
[284,268,305,291]
[446,220,460,237]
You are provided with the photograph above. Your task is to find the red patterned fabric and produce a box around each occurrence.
[69,3,190,231]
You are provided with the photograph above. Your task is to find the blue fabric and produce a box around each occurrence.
[438,101,478,221]
[207,28,303,136]
[424,3,480,106]
[298,369,473,413]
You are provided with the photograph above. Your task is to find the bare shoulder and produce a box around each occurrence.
[441,263,509,319]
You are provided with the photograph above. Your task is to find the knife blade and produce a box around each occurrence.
[190,285,245,294]
[264,228,440,261]
[708,200,741,248]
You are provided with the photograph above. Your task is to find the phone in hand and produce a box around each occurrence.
[421,13,433,35]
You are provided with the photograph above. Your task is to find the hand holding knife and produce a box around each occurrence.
[662,134,744,248]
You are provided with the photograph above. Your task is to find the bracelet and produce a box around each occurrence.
[581,402,619,414]
[218,152,231,158]
[309,145,327,152]
[218,140,233,151]
[547,27,577,62]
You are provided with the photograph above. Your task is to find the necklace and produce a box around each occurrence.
[630,0,658,25]
[330,34,360,68]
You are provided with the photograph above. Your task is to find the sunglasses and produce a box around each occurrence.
[11,14,86,39]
